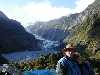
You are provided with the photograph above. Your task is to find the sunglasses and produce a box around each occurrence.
[66,48,75,52]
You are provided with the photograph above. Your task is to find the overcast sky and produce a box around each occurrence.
[0,0,95,27]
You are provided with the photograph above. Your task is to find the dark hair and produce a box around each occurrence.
[72,52,80,59]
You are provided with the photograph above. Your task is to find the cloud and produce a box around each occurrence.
[0,0,95,27]
[20,1,72,25]
[73,0,95,13]
[2,0,71,27]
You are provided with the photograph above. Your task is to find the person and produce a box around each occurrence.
[71,52,82,64]
[56,44,81,75]
[71,52,95,75]
[81,61,95,75]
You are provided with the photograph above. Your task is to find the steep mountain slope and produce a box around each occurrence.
[0,11,40,53]
[67,0,100,49]
[27,0,99,49]
[27,13,83,41]
[0,11,9,20]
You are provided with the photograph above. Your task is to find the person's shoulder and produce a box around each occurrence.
[58,57,67,63]
[84,61,90,65]
[82,60,91,68]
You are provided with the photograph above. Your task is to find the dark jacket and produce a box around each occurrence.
[80,61,95,75]
[56,56,81,75]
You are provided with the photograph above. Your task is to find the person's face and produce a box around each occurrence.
[65,51,72,57]
[65,49,75,57]
[71,52,82,63]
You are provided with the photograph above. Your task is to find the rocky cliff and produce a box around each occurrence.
[0,11,40,53]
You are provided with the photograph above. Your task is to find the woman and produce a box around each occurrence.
[56,44,81,75]
[72,52,95,75]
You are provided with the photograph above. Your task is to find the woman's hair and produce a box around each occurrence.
[71,52,80,60]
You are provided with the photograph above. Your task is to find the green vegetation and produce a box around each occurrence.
[14,52,62,71]
[66,10,100,75]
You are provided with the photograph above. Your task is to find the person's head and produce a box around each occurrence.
[62,43,75,57]
[71,52,80,59]
[72,52,83,63]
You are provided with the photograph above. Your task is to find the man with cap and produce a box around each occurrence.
[56,44,81,75]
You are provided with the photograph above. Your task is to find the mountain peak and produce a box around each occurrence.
[0,11,8,20]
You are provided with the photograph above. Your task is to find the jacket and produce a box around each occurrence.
[56,56,81,75]
[80,61,95,75]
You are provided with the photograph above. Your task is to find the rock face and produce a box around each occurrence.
[68,0,100,49]
[0,11,40,53]
[27,13,83,41]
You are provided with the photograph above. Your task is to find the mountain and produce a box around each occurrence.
[27,0,99,50]
[0,11,9,20]
[27,13,84,41]
[67,0,100,50]
[0,11,40,53]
